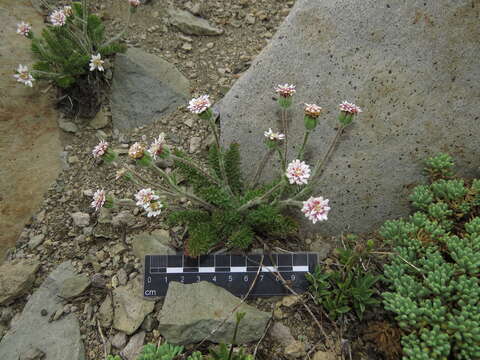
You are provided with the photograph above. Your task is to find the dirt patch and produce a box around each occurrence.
[0,0,62,262]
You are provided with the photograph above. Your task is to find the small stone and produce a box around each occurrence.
[113,279,155,335]
[111,332,127,349]
[98,295,113,327]
[98,208,113,224]
[19,348,45,360]
[185,1,201,15]
[120,331,146,360]
[89,107,110,129]
[117,268,128,286]
[57,118,78,133]
[189,136,202,153]
[206,42,214,49]
[282,295,301,307]
[70,212,90,227]
[40,309,48,317]
[312,351,337,360]
[68,156,79,164]
[60,274,91,299]
[0,259,40,305]
[181,42,192,51]
[112,211,136,227]
[284,341,306,359]
[184,117,195,128]
[167,8,223,36]
[309,238,333,261]
[245,14,255,24]
[270,322,295,345]
[28,234,45,249]
[141,313,158,332]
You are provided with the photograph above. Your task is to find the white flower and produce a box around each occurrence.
[89,53,105,72]
[264,128,285,141]
[49,10,67,26]
[275,84,296,97]
[91,189,106,211]
[129,0,141,6]
[304,103,322,118]
[14,64,34,87]
[339,101,362,115]
[145,201,163,217]
[92,140,109,158]
[16,22,31,37]
[286,159,311,185]
[187,95,211,114]
[148,133,166,159]
[63,6,73,16]
[128,142,145,159]
[135,188,159,207]
[302,196,330,224]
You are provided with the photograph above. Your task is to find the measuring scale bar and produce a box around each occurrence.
[144,253,317,297]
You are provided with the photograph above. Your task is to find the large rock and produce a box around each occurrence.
[219,0,480,235]
[0,259,40,305]
[112,278,155,335]
[158,281,270,345]
[0,262,85,360]
[111,48,190,130]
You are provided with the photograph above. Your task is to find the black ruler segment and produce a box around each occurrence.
[144,253,317,297]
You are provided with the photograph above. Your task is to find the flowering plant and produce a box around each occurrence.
[14,0,138,116]
[90,88,361,256]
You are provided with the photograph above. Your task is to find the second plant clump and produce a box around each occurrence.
[91,85,362,256]
[381,154,480,360]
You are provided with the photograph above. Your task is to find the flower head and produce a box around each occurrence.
[145,201,163,217]
[128,142,145,159]
[14,64,34,87]
[187,95,211,114]
[92,140,109,158]
[302,196,330,224]
[91,189,106,211]
[304,103,322,118]
[129,0,141,6]
[49,10,67,26]
[135,188,158,207]
[275,84,296,98]
[63,5,73,16]
[89,53,105,72]
[286,159,311,185]
[339,101,362,115]
[148,133,167,159]
[16,22,31,37]
[264,128,285,141]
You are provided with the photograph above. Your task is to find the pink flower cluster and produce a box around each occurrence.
[304,103,322,118]
[264,128,285,141]
[302,196,330,223]
[16,22,31,37]
[91,189,106,211]
[339,101,362,115]
[129,0,141,6]
[135,188,162,217]
[92,140,109,158]
[188,95,211,114]
[275,84,296,97]
[148,133,166,159]
[286,159,311,185]
[49,9,67,26]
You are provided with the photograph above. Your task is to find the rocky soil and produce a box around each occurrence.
[0,1,387,359]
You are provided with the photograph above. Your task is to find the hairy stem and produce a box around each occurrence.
[282,108,288,164]
[276,147,286,172]
[207,116,234,197]
[238,179,286,212]
[297,130,311,160]
[293,125,345,200]
[170,154,222,187]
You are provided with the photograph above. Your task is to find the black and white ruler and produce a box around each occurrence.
[144,253,317,297]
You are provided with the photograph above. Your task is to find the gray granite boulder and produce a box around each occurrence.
[0,262,85,360]
[158,281,270,344]
[219,0,480,235]
[112,48,190,130]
